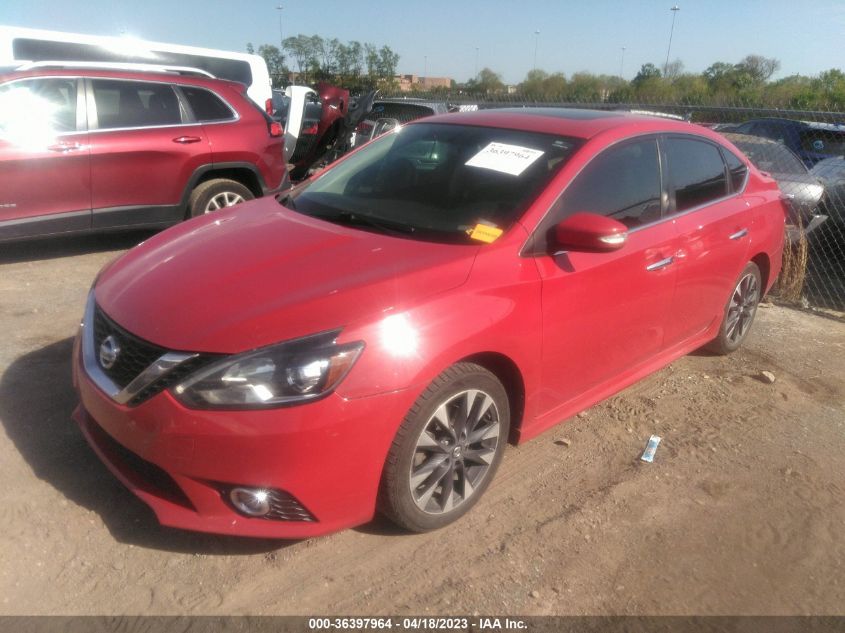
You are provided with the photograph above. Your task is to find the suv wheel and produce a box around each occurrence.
[188,179,254,217]
[378,363,509,532]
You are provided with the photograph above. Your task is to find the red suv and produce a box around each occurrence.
[0,65,286,241]
[73,109,785,538]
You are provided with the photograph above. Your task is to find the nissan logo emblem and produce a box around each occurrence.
[99,335,121,370]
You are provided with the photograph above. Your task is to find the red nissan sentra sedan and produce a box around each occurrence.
[72,109,785,538]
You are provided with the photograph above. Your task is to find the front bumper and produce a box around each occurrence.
[72,334,412,539]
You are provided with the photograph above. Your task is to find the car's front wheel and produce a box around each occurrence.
[188,178,254,218]
[379,363,510,532]
[707,261,762,355]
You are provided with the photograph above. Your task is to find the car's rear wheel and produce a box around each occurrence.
[188,179,254,218]
[379,363,509,532]
[707,261,762,355]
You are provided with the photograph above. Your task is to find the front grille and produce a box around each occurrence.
[93,304,219,406]
[87,418,194,510]
[93,306,166,389]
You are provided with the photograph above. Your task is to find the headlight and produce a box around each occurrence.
[172,331,364,409]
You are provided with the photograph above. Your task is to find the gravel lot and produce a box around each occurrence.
[1,232,843,615]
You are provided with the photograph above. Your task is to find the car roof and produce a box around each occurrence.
[420,107,702,140]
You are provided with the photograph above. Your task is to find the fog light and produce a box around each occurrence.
[229,487,271,517]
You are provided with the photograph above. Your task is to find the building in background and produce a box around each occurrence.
[396,74,452,92]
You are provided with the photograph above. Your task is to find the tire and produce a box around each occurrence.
[187,178,254,218]
[378,362,510,532]
[706,261,762,355]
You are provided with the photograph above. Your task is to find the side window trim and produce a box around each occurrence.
[86,77,191,133]
[653,134,742,228]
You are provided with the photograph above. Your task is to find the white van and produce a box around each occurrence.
[0,26,272,108]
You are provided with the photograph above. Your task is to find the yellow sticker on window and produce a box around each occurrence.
[469,223,504,243]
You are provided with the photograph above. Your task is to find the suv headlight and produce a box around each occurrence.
[172,331,364,409]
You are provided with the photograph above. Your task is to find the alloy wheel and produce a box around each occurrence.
[726,272,760,344]
[204,191,245,212]
[409,389,501,515]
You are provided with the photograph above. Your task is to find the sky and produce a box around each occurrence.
[2,0,845,84]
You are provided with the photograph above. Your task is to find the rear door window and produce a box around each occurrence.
[665,137,728,213]
[180,86,235,122]
[92,80,182,129]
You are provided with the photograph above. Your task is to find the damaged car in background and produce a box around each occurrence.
[723,133,827,243]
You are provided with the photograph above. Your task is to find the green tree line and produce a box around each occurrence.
[247,35,399,90]
[448,55,845,110]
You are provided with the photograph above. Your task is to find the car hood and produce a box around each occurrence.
[95,201,479,353]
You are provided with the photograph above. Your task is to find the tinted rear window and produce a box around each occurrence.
[665,137,728,212]
[180,86,235,122]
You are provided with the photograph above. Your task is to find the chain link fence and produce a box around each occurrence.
[361,93,845,312]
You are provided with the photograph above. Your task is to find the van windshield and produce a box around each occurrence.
[287,123,581,244]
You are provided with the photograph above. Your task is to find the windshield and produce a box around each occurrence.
[287,122,582,244]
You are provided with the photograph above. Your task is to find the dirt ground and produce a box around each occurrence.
[0,232,843,616]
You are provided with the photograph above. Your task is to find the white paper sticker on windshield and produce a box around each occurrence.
[465,142,545,176]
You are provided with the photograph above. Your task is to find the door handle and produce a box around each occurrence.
[173,136,202,144]
[646,256,674,271]
[47,142,83,152]
[729,228,749,240]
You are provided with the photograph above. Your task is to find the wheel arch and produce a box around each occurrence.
[751,252,771,293]
[179,162,268,216]
[457,351,526,445]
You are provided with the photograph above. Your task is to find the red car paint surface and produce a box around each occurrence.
[73,109,785,538]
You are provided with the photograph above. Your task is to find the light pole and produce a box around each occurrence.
[620,46,626,78]
[475,47,479,78]
[424,55,428,84]
[276,5,283,49]
[533,29,540,71]
[663,5,680,76]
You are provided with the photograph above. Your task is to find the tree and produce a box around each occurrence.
[283,34,318,82]
[377,46,400,80]
[472,67,505,94]
[520,69,549,97]
[633,63,661,85]
[736,54,780,83]
[257,44,287,88]
[663,59,685,82]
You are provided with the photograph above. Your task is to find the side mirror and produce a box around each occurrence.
[551,212,628,253]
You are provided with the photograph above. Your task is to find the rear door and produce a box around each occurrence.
[533,136,678,414]
[661,136,752,346]
[86,78,210,229]
[0,76,91,238]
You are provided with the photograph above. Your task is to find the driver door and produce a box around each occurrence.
[531,137,678,418]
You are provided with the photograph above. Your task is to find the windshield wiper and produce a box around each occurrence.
[323,211,417,235]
